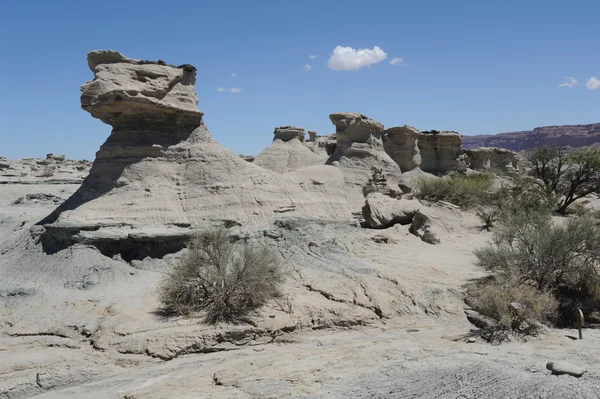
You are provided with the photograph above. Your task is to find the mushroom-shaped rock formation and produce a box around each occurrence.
[253,126,324,173]
[273,126,306,142]
[417,131,463,175]
[464,147,519,171]
[327,113,402,208]
[38,51,353,259]
[383,126,422,172]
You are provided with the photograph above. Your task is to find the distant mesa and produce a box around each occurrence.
[462,123,600,151]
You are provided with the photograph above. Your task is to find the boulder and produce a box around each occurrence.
[409,210,441,245]
[274,126,305,142]
[546,361,586,377]
[327,113,402,209]
[383,126,422,172]
[362,193,421,228]
[418,131,462,175]
[38,50,354,258]
[464,147,519,171]
[465,309,498,330]
[362,193,460,244]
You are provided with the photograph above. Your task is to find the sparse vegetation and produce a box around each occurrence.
[40,164,55,177]
[466,276,558,340]
[527,146,600,214]
[473,201,600,326]
[415,173,494,209]
[475,206,498,230]
[158,228,286,323]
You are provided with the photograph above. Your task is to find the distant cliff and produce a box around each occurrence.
[462,123,600,151]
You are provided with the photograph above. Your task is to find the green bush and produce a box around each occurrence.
[475,210,600,324]
[158,228,286,323]
[415,173,494,209]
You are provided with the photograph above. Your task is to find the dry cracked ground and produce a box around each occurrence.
[1,164,600,398]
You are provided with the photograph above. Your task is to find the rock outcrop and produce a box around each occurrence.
[273,126,306,142]
[362,167,402,198]
[383,127,463,175]
[417,131,462,175]
[38,50,353,258]
[462,123,600,151]
[383,126,421,172]
[362,193,461,244]
[464,147,519,171]
[253,126,323,173]
[327,113,402,208]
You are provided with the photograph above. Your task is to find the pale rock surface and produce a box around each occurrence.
[418,131,463,175]
[327,113,402,209]
[362,193,422,228]
[362,193,461,244]
[253,127,323,173]
[383,125,422,172]
[546,361,587,377]
[465,147,519,171]
[273,126,306,142]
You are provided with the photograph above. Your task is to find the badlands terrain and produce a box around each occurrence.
[1,51,599,398]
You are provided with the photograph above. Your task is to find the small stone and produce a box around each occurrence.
[546,361,586,377]
[467,337,477,343]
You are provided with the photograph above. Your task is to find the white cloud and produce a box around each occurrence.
[586,76,600,90]
[558,77,578,88]
[216,87,225,92]
[309,54,318,60]
[231,72,237,78]
[303,64,312,71]
[327,45,387,71]
[389,57,406,66]
[229,88,242,93]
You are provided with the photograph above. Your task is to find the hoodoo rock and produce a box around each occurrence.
[464,147,519,171]
[253,126,324,173]
[417,131,463,175]
[38,51,353,258]
[327,113,402,208]
[273,126,306,142]
[383,126,422,172]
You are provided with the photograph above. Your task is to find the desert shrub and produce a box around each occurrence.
[564,201,589,216]
[40,165,55,177]
[466,277,557,339]
[476,206,498,230]
[158,228,286,323]
[415,173,494,209]
[475,211,600,324]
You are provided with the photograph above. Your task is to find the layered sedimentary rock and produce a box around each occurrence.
[327,113,402,208]
[253,126,323,173]
[417,131,462,175]
[383,126,422,172]
[462,123,600,151]
[273,126,305,142]
[464,147,519,171]
[39,50,353,258]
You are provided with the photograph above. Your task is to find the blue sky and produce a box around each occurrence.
[1,0,599,160]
